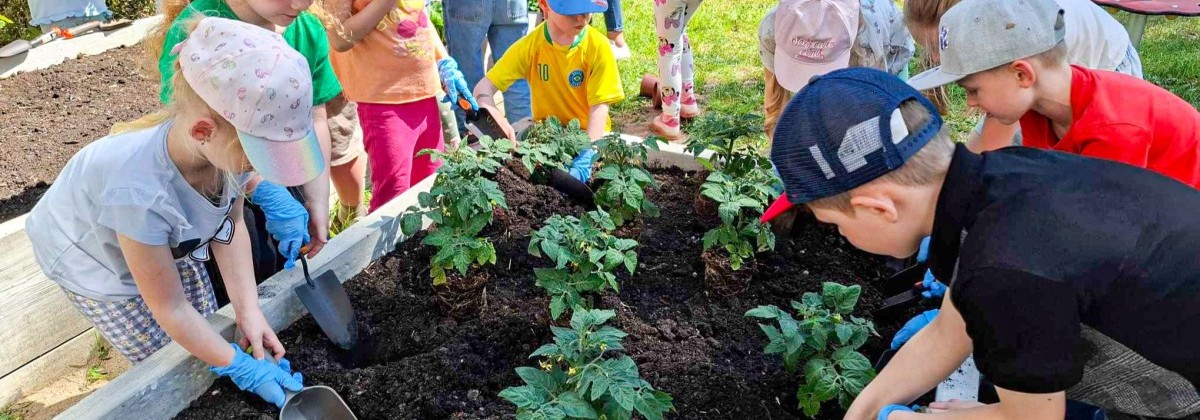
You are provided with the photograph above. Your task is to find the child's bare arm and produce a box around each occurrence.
[118,235,237,367]
[586,104,610,140]
[212,197,288,361]
[473,78,501,109]
[302,105,332,258]
[887,389,1065,420]
[968,117,1020,152]
[325,0,395,52]
[845,293,973,420]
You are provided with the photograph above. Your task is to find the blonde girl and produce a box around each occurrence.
[26,17,323,408]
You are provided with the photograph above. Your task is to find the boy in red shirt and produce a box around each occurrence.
[909,0,1200,188]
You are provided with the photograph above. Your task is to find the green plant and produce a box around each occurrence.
[700,170,777,270]
[591,134,661,226]
[684,113,771,177]
[85,365,110,385]
[401,137,513,285]
[745,283,879,416]
[514,117,592,178]
[500,308,673,420]
[0,14,12,30]
[528,209,638,319]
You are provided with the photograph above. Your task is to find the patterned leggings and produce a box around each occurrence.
[62,259,218,363]
[653,0,704,129]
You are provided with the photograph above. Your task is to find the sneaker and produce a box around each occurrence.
[610,40,632,60]
[649,114,684,141]
[680,102,702,119]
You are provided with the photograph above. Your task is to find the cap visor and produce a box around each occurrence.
[775,51,851,92]
[549,1,606,15]
[908,66,966,91]
[239,128,326,187]
[761,194,797,223]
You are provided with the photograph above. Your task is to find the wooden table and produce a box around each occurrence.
[1092,0,1200,46]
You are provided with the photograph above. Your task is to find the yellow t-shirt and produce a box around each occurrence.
[486,23,624,130]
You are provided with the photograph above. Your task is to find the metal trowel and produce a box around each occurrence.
[295,252,359,350]
[280,385,358,420]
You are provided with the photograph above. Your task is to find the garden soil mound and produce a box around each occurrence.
[178,165,914,420]
[0,47,157,223]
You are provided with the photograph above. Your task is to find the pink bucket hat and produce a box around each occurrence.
[176,17,325,187]
[774,0,860,92]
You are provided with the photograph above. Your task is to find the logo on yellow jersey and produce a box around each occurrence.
[569,69,584,88]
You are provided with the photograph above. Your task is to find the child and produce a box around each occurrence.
[150,0,345,260]
[474,0,624,142]
[761,67,1200,419]
[649,0,702,139]
[759,0,914,140]
[320,0,474,213]
[910,0,1200,188]
[442,0,533,128]
[26,17,319,408]
[905,0,1144,152]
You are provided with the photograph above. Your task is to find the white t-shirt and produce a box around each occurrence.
[1056,0,1132,70]
[26,122,241,301]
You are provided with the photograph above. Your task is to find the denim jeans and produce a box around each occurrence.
[444,0,532,128]
[605,0,624,32]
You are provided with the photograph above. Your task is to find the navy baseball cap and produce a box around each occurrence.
[547,0,609,16]
[761,67,943,222]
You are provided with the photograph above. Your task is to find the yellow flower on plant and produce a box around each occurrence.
[568,367,577,376]
[539,360,553,371]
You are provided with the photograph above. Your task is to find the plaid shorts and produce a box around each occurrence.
[62,259,218,363]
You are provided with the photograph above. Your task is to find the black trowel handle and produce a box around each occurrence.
[298,246,315,288]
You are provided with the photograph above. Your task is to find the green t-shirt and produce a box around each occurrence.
[158,0,342,105]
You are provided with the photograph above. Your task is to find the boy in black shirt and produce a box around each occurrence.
[760,67,1200,419]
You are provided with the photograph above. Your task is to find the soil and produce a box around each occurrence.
[178,166,914,420]
[0,46,158,223]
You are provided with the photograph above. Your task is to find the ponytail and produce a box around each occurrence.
[141,0,195,79]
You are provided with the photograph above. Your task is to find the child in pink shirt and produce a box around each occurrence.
[323,0,476,212]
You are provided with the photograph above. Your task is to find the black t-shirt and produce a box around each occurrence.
[929,145,1200,398]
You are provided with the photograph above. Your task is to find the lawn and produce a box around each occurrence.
[602,1,1200,140]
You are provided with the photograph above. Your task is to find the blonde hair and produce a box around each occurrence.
[903,0,961,115]
[121,15,243,198]
[807,100,955,213]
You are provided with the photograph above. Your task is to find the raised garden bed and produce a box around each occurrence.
[174,158,907,419]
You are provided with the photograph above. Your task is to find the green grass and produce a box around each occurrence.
[604,2,1200,139]
[601,0,774,132]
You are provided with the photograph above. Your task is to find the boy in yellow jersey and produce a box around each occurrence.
[473,0,625,144]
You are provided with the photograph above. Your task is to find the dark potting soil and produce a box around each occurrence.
[0,46,159,223]
[178,165,917,420]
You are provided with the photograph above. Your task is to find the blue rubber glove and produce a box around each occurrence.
[916,236,931,263]
[438,58,478,112]
[879,404,918,420]
[891,309,939,350]
[252,181,309,270]
[922,269,947,299]
[210,343,304,409]
[568,148,599,183]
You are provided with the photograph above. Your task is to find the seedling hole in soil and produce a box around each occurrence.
[177,166,918,420]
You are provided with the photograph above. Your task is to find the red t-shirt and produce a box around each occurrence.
[1019,65,1200,188]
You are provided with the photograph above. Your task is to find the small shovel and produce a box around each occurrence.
[0,21,102,58]
[294,250,359,350]
[280,385,357,420]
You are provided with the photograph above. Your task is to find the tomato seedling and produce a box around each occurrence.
[700,170,777,270]
[591,134,662,227]
[528,209,638,320]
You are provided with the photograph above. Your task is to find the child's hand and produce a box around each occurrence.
[236,308,286,361]
[209,343,303,409]
[305,205,329,259]
[438,58,478,112]
[251,181,310,269]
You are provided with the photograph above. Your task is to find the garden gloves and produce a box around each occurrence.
[568,148,599,183]
[915,236,948,300]
[209,343,304,409]
[891,309,939,350]
[252,181,309,270]
[438,58,478,112]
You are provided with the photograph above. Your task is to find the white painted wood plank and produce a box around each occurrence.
[0,229,95,381]
[0,330,96,406]
[0,15,163,79]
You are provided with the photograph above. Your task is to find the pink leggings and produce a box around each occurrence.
[358,97,444,213]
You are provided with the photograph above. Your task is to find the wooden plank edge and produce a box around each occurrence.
[53,175,435,420]
[0,15,163,79]
[0,329,96,407]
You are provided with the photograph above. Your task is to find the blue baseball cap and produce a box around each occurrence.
[761,67,943,222]
[546,0,609,16]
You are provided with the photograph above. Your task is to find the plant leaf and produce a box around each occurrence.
[517,367,560,394]
[499,385,549,409]
[555,391,598,419]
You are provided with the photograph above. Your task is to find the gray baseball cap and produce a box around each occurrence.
[908,0,1065,91]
